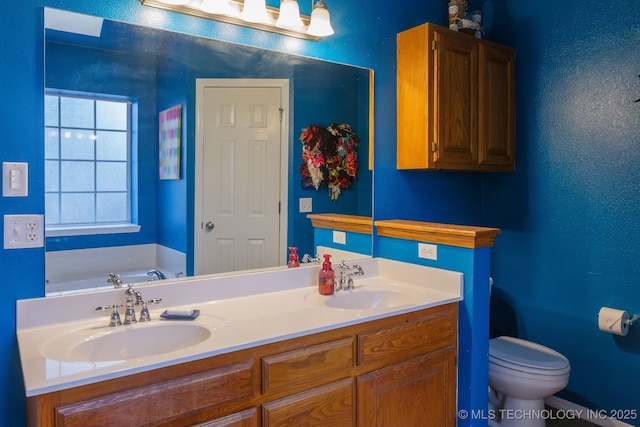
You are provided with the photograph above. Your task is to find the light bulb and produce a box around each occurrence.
[276,0,304,30]
[240,0,273,24]
[307,0,334,37]
[200,0,234,15]
[157,0,191,5]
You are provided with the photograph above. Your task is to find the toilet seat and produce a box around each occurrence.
[489,336,570,376]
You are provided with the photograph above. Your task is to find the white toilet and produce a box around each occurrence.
[488,335,571,427]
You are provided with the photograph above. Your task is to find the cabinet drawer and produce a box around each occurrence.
[262,378,354,427]
[55,359,255,427]
[262,337,354,394]
[358,310,456,366]
[193,408,258,427]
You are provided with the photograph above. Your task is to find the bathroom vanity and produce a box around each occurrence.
[17,258,462,426]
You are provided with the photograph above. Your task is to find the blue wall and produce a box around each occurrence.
[3,0,638,425]
[479,0,640,417]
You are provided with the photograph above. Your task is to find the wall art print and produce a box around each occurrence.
[159,104,181,180]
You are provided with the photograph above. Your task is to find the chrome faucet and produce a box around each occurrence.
[335,261,365,291]
[96,284,162,327]
[107,272,123,288]
[147,269,167,280]
[301,254,321,264]
[124,284,143,324]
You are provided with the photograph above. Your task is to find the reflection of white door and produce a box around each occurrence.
[194,79,289,275]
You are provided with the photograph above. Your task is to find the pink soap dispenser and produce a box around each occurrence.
[288,247,300,268]
[318,254,335,295]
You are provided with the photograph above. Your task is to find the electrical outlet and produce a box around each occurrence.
[333,230,347,245]
[418,243,438,260]
[3,214,44,249]
[299,198,312,213]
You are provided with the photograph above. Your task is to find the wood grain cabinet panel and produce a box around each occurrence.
[262,378,354,427]
[397,22,515,172]
[262,337,354,394]
[55,360,254,427]
[358,308,456,367]
[358,347,457,427]
[193,408,258,427]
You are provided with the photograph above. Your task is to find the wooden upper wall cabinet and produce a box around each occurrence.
[397,22,515,172]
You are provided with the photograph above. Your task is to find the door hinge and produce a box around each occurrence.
[278,201,281,214]
[432,40,437,51]
[279,107,284,123]
[431,142,437,152]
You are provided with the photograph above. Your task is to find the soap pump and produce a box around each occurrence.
[318,254,335,295]
[288,247,300,268]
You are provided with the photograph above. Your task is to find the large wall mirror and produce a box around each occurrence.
[43,8,373,296]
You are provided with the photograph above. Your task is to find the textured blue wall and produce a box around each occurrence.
[480,0,640,418]
[6,0,637,425]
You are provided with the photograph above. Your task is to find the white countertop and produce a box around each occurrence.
[17,258,463,397]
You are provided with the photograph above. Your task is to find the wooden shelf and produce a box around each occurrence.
[307,214,373,234]
[374,220,500,249]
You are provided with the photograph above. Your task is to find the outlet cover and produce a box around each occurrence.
[418,243,438,260]
[4,214,44,249]
[333,230,347,245]
[299,197,312,213]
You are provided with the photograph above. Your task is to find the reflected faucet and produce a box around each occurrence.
[147,269,167,280]
[301,254,321,264]
[107,273,123,288]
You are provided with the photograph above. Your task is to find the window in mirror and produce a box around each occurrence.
[45,91,136,235]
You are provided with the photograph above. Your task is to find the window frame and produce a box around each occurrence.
[44,89,140,237]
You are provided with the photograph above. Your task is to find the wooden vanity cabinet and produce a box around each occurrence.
[28,303,457,427]
[397,22,515,172]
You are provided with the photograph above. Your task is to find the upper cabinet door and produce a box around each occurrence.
[478,43,515,169]
[433,28,479,168]
[397,22,515,172]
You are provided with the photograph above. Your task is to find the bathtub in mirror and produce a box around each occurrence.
[43,8,373,295]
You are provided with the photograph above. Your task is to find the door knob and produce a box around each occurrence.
[205,221,215,231]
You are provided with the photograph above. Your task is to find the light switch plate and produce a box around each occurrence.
[4,214,44,249]
[2,162,28,197]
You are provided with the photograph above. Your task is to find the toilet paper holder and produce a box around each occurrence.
[628,314,640,326]
[597,307,640,336]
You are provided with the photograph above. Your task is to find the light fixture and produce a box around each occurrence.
[139,0,334,41]
[307,0,334,37]
[276,0,304,30]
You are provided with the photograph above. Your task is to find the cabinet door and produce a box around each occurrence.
[357,347,456,427]
[433,29,479,169]
[478,43,515,169]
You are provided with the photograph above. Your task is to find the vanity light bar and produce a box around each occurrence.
[139,0,320,41]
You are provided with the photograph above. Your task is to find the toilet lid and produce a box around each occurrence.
[489,336,569,371]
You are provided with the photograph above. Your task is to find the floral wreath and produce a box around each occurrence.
[300,123,359,201]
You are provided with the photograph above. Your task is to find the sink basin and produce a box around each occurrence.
[42,322,212,362]
[324,289,413,309]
